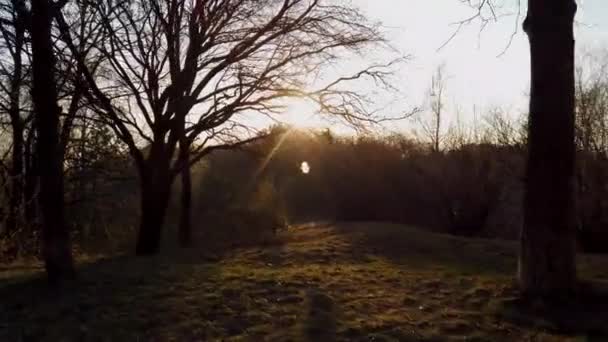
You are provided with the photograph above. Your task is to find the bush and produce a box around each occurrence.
[187,157,288,250]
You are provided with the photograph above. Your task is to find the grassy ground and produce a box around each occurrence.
[2,222,608,341]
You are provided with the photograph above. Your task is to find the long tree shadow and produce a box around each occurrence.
[330,221,608,339]
[332,221,518,276]
[5,222,608,340]
[496,280,608,339]
[0,252,225,341]
[302,288,338,342]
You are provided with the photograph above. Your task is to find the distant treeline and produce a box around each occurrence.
[3,116,608,259]
[3,48,608,259]
[197,122,608,253]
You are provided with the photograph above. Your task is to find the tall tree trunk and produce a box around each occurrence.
[135,145,172,255]
[24,128,38,228]
[30,0,74,283]
[519,0,578,298]
[178,145,193,248]
[7,121,23,235]
[6,3,25,236]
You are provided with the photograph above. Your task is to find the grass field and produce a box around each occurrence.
[2,222,608,341]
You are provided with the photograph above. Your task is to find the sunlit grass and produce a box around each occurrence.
[1,222,607,341]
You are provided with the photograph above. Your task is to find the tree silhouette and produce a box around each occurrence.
[57,0,401,255]
[519,0,578,298]
[30,0,74,284]
[464,0,579,298]
[0,0,29,236]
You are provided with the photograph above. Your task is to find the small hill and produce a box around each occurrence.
[2,222,608,341]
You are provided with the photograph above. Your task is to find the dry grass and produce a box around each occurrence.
[1,221,608,341]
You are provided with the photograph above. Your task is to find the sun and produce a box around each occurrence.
[284,97,324,129]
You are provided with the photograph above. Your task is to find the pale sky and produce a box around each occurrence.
[282,0,608,133]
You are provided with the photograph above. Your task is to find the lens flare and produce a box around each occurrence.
[300,161,310,174]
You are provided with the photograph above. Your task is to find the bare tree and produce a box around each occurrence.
[57,0,403,255]
[0,0,94,242]
[482,107,522,147]
[30,0,74,284]
[519,0,579,298]
[457,0,578,298]
[417,64,447,152]
[176,125,264,248]
[575,50,608,154]
[0,0,30,236]
[573,49,608,253]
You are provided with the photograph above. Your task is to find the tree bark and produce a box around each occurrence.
[519,0,578,298]
[31,0,75,284]
[6,3,26,236]
[7,121,24,235]
[178,145,193,248]
[135,145,172,255]
[24,128,38,228]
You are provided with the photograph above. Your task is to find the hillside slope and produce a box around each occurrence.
[2,222,608,341]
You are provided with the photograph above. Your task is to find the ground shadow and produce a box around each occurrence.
[4,221,608,341]
[0,252,224,341]
[302,288,338,342]
[332,221,518,276]
[496,280,608,339]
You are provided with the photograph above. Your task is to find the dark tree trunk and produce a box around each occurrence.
[135,145,172,256]
[7,121,24,235]
[24,128,38,228]
[6,4,26,236]
[30,0,74,283]
[178,146,193,248]
[519,0,578,298]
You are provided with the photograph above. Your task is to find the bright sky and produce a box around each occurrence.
[283,0,608,133]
